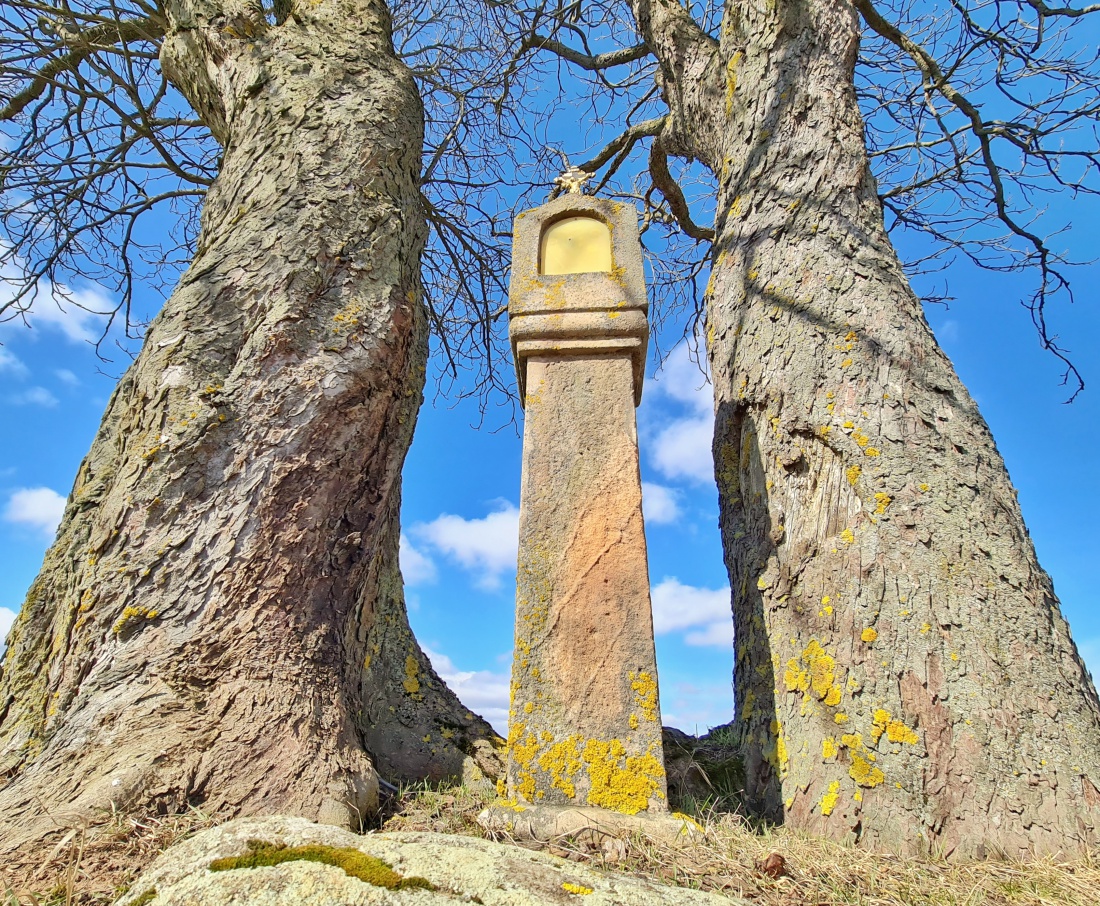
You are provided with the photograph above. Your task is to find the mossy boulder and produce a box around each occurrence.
[113,814,745,905]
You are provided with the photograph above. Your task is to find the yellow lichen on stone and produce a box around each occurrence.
[839,528,855,545]
[510,723,539,770]
[538,734,583,799]
[873,493,892,514]
[582,739,664,815]
[629,671,659,723]
[846,464,862,485]
[517,771,536,800]
[820,780,841,816]
[861,627,879,643]
[864,447,881,457]
[562,882,594,896]
[822,737,838,759]
[402,655,421,694]
[834,712,849,724]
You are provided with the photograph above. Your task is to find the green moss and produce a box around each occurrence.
[130,889,157,906]
[208,840,434,891]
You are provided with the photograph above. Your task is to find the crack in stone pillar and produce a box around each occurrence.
[503,195,668,816]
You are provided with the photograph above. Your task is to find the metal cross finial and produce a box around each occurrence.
[554,166,592,195]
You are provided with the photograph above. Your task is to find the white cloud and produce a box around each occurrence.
[0,606,15,656]
[28,284,111,343]
[0,250,113,344]
[399,533,437,586]
[651,577,732,647]
[643,341,714,485]
[646,341,713,416]
[3,487,66,536]
[8,386,58,407]
[54,368,79,386]
[684,621,734,648]
[0,349,28,378]
[641,481,681,525]
[933,319,960,345]
[649,415,713,484]
[412,501,519,591]
[424,646,511,735]
[660,680,735,735]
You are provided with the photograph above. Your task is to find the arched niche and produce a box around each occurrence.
[539,215,613,275]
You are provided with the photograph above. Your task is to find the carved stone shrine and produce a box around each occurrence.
[503,192,667,816]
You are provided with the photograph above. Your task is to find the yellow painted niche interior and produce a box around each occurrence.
[540,216,613,275]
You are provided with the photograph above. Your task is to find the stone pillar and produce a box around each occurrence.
[504,195,667,816]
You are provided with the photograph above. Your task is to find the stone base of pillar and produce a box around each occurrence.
[477,803,705,846]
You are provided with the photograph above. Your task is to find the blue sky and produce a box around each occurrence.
[3,233,1096,737]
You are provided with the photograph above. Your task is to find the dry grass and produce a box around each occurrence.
[6,783,1096,905]
[1,806,216,906]
[382,783,1100,906]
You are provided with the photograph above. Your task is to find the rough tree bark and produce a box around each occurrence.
[633,0,1100,856]
[0,0,498,870]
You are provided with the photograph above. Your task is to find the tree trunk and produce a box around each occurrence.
[0,0,498,871]
[633,0,1100,856]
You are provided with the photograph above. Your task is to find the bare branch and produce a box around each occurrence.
[647,138,715,241]
[1,17,164,121]
[519,32,652,70]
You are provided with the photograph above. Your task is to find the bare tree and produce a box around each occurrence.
[504,0,1100,856]
[0,0,502,881]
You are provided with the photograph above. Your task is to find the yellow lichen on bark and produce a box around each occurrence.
[402,655,420,694]
[820,780,841,816]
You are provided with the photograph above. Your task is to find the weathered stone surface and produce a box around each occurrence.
[509,194,649,403]
[113,815,742,905]
[477,802,706,845]
[504,197,666,814]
